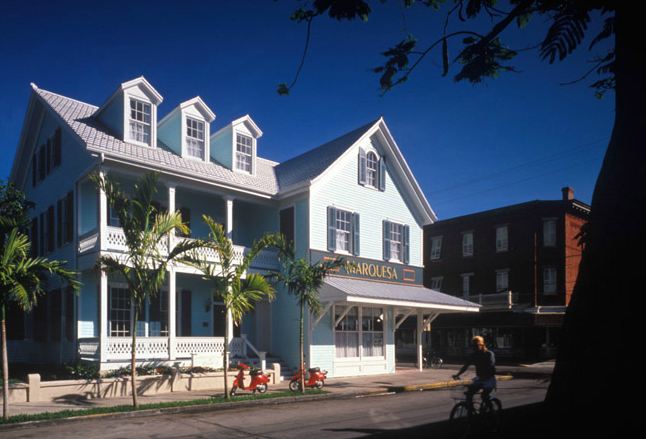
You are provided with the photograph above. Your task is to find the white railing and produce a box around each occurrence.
[78,338,100,359]
[468,291,531,310]
[78,231,99,254]
[176,337,226,358]
[106,337,169,361]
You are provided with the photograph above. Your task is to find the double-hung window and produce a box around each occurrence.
[366,152,378,188]
[496,270,509,292]
[543,219,557,247]
[186,117,205,159]
[383,220,409,263]
[335,209,353,252]
[462,231,474,257]
[235,133,253,173]
[430,277,443,291]
[128,99,152,145]
[389,222,403,261]
[496,226,508,252]
[430,236,442,260]
[327,207,360,255]
[543,267,557,294]
[109,287,131,337]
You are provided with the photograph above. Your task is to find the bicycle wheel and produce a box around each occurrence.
[431,357,443,369]
[479,397,502,433]
[449,402,472,439]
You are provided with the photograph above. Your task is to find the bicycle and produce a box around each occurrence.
[423,350,443,369]
[448,380,503,438]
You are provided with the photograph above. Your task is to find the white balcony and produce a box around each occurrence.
[467,291,531,310]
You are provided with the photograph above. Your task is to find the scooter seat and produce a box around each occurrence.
[250,368,264,376]
[308,367,320,373]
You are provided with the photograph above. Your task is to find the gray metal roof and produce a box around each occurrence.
[321,276,480,312]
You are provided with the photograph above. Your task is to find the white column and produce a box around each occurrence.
[167,184,176,251]
[225,196,234,240]
[98,170,107,249]
[99,269,108,363]
[168,267,176,360]
[417,310,423,371]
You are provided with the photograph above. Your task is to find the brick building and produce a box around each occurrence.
[422,187,589,361]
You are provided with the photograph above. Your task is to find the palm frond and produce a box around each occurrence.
[540,8,590,63]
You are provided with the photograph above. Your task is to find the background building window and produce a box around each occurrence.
[430,276,443,291]
[186,117,205,159]
[496,270,509,292]
[543,219,557,247]
[235,133,253,172]
[430,236,442,260]
[496,225,508,252]
[128,98,151,145]
[462,232,474,256]
[461,273,473,298]
[543,267,557,294]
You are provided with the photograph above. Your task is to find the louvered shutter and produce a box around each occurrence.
[53,128,62,167]
[383,220,391,261]
[403,225,410,264]
[358,148,367,185]
[327,206,337,251]
[352,213,360,256]
[65,191,74,243]
[378,157,386,191]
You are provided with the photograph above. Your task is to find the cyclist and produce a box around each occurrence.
[452,336,496,406]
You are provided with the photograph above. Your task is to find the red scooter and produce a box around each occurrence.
[288,363,328,391]
[230,363,270,396]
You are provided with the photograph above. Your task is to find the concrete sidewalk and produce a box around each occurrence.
[3,362,553,420]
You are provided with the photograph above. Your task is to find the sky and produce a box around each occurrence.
[0,1,614,220]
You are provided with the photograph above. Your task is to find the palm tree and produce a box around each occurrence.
[0,228,80,420]
[182,215,277,400]
[273,237,345,394]
[92,172,201,408]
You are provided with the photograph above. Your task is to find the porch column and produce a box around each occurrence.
[225,196,234,346]
[167,184,176,250]
[417,310,423,371]
[168,267,176,360]
[98,169,107,248]
[99,269,108,363]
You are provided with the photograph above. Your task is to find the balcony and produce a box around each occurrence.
[467,291,531,311]
[78,226,280,271]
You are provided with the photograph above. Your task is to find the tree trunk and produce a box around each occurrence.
[544,2,643,434]
[223,307,230,400]
[1,306,9,421]
[130,307,138,409]
[300,301,305,394]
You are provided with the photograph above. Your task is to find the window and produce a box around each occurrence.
[149,293,169,336]
[335,209,353,252]
[383,221,409,263]
[461,273,473,298]
[109,287,131,337]
[366,152,378,188]
[280,207,295,247]
[543,219,557,247]
[430,236,442,260]
[543,267,557,294]
[335,306,359,358]
[128,98,152,145]
[185,117,205,159]
[462,232,474,257]
[496,270,509,292]
[235,133,253,173]
[496,226,508,252]
[430,277,443,291]
[361,307,384,357]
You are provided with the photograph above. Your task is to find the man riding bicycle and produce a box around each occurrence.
[452,336,496,405]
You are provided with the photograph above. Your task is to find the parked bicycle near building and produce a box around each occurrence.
[423,350,443,368]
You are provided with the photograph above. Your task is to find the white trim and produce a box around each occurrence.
[344,296,479,312]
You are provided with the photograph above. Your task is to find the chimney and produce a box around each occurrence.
[561,186,574,201]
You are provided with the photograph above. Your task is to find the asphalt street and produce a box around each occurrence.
[1,378,549,438]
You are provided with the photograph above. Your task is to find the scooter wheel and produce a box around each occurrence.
[257,384,268,394]
[289,380,301,392]
[230,388,237,397]
[315,381,324,390]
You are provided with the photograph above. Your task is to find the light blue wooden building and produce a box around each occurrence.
[8,77,479,376]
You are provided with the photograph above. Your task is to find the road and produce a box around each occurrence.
[2,378,548,438]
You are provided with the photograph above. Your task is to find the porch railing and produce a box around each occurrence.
[467,291,531,310]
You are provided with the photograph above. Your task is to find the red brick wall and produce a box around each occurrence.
[564,213,587,305]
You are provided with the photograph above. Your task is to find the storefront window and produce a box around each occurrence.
[362,307,384,357]
[335,306,385,359]
[335,306,359,358]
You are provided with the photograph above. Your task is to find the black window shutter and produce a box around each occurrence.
[38,145,46,181]
[327,206,337,251]
[57,199,63,247]
[378,157,386,191]
[352,213,360,256]
[383,220,391,261]
[54,128,62,167]
[358,148,367,185]
[47,205,55,252]
[65,191,74,243]
[403,225,410,264]
[32,154,37,187]
[39,213,45,256]
[46,139,52,176]
[31,218,38,256]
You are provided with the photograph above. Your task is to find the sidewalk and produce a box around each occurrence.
[3,362,553,420]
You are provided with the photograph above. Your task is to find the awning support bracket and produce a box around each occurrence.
[312,302,333,329]
[334,305,353,328]
[395,310,414,330]
[423,312,440,328]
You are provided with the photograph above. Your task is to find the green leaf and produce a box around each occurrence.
[277,83,290,96]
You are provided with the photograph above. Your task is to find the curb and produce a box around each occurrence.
[386,374,514,393]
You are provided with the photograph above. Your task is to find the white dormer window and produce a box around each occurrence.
[129,98,152,145]
[366,152,378,188]
[186,117,205,159]
[235,133,253,173]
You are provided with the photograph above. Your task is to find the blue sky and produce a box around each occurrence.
[0,1,614,219]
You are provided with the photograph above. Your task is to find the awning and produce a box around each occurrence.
[320,276,480,313]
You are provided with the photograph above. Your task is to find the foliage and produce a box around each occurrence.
[63,362,101,380]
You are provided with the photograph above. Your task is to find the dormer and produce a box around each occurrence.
[94,76,163,147]
[158,97,216,162]
[210,115,262,175]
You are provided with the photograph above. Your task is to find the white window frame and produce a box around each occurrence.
[495,269,509,292]
[430,236,443,260]
[335,209,353,253]
[543,218,557,247]
[543,267,557,295]
[109,285,131,337]
[366,151,379,188]
[185,116,206,160]
[496,225,509,252]
[334,306,384,359]
[461,273,474,298]
[235,133,253,173]
[389,222,404,262]
[462,231,474,257]
[127,98,152,146]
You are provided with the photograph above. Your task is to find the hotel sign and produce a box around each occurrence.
[309,250,423,285]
